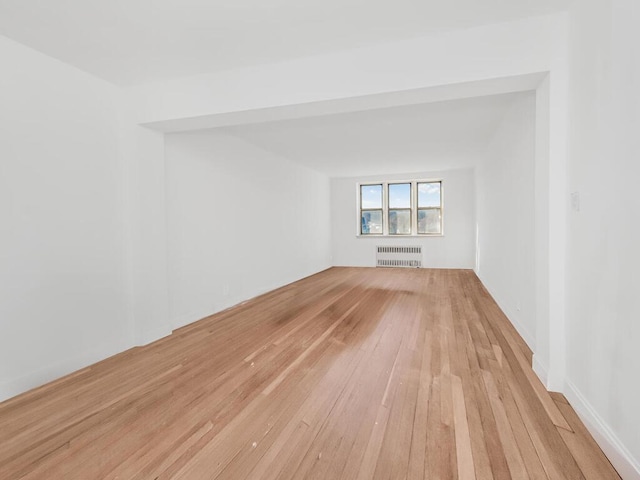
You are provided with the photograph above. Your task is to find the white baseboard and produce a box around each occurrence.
[168,271,329,332]
[135,325,172,346]
[474,273,537,351]
[171,307,218,330]
[564,381,640,480]
[0,336,132,404]
[170,298,248,331]
[532,354,549,386]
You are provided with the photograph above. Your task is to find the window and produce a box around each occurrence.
[417,181,442,234]
[388,183,411,235]
[360,184,383,235]
[358,180,442,236]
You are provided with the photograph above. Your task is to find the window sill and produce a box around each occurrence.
[356,234,444,238]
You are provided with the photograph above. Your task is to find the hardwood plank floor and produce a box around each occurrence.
[0,267,622,479]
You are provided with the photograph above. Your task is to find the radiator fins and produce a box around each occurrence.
[376,246,422,268]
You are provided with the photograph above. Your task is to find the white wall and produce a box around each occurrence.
[331,169,475,269]
[475,93,537,349]
[0,36,131,401]
[164,130,331,329]
[533,77,551,383]
[119,117,172,346]
[564,0,640,477]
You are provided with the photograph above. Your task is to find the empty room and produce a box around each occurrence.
[1,0,638,478]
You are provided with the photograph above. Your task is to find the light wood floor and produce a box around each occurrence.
[0,268,621,479]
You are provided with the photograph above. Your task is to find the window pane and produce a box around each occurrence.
[361,184,382,209]
[418,182,441,208]
[361,210,383,234]
[389,210,411,235]
[418,209,441,234]
[389,183,411,208]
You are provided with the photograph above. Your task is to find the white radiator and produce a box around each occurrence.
[376,246,422,268]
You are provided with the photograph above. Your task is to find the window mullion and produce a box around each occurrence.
[411,181,417,235]
[382,182,389,235]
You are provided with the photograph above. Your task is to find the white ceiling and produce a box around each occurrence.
[0,2,542,177]
[222,92,529,177]
[0,0,571,86]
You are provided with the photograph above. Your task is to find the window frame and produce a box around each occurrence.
[356,179,443,237]
[387,182,413,236]
[359,183,384,235]
[416,181,443,235]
